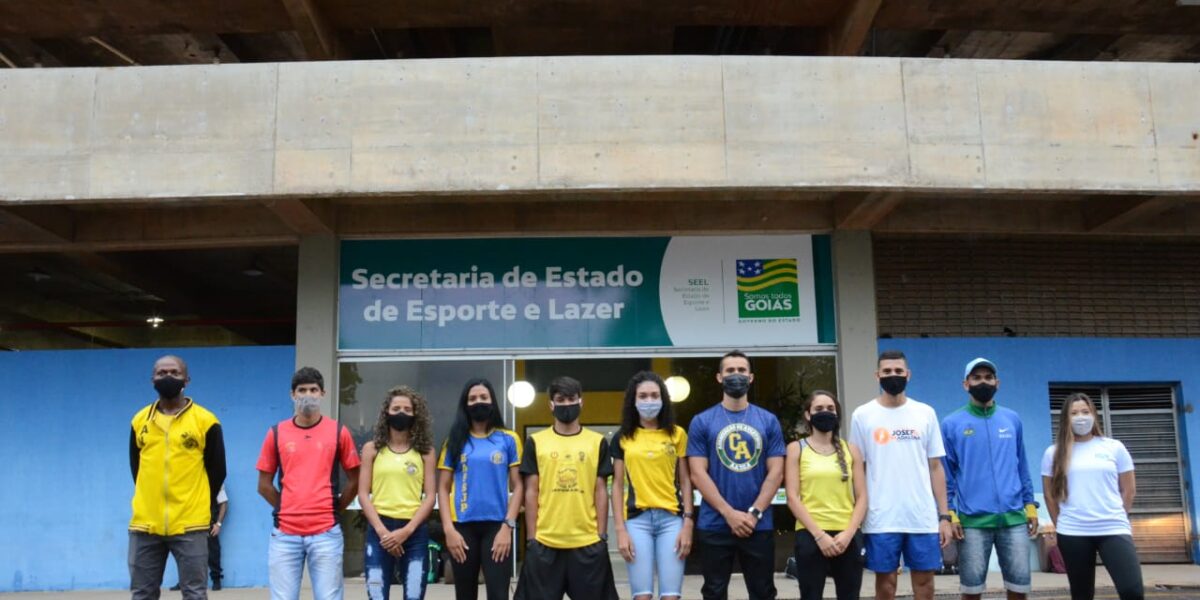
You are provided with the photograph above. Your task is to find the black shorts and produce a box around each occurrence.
[514,540,619,600]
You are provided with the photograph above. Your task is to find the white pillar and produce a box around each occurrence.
[296,234,339,416]
[833,230,879,415]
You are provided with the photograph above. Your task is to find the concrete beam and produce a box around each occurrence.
[263,198,335,234]
[1086,195,1180,232]
[822,0,883,56]
[1,57,1198,205]
[279,0,342,59]
[834,192,904,229]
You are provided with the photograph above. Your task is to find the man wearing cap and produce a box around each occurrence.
[940,358,1038,600]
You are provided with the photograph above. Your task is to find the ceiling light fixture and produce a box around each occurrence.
[146,316,165,328]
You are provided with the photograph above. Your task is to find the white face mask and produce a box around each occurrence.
[636,400,663,420]
[1071,415,1094,436]
[294,394,322,415]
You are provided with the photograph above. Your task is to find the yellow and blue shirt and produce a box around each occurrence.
[438,429,522,522]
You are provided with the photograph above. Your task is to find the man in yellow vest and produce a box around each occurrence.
[129,355,226,600]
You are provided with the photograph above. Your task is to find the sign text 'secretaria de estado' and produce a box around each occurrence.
[349,265,644,327]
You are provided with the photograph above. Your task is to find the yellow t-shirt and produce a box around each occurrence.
[613,427,688,518]
[796,438,855,531]
[371,446,424,520]
[520,427,613,549]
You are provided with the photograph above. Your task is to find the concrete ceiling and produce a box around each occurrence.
[1,0,1199,66]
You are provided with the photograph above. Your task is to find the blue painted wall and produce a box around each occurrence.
[0,346,295,591]
[879,337,1200,563]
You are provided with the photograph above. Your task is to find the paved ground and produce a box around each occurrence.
[5,565,1198,598]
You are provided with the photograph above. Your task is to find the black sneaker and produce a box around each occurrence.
[784,557,798,580]
[211,579,222,591]
[169,584,181,591]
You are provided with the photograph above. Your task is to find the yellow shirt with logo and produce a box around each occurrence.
[520,427,613,549]
[796,438,855,531]
[613,427,688,518]
[371,446,424,519]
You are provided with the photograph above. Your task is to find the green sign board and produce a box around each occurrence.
[339,235,834,351]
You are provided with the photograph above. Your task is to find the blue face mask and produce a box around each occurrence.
[722,374,750,398]
[636,400,663,420]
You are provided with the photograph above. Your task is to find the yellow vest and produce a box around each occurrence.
[130,399,220,536]
[796,438,855,531]
[371,446,424,519]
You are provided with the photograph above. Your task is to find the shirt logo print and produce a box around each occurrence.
[716,423,763,472]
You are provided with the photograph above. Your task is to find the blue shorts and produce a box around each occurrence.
[864,532,942,573]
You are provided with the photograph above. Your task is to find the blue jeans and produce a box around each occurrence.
[624,509,686,598]
[268,524,345,600]
[958,524,1031,594]
[366,517,430,600]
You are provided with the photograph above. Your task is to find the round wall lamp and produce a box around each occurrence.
[507,380,536,408]
[665,376,690,403]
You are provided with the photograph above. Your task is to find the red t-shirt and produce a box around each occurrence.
[256,416,361,535]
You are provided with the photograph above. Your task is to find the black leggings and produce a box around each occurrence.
[1056,533,1144,600]
[450,521,512,600]
[793,529,863,600]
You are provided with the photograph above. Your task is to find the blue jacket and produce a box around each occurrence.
[940,402,1035,518]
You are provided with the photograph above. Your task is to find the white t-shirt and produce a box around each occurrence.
[1040,437,1134,536]
[216,483,228,504]
[850,397,946,534]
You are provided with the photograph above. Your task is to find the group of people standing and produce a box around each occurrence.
[128,349,1145,600]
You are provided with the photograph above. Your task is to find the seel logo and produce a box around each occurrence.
[736,259,801,320]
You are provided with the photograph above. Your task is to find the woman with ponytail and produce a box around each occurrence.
[1041,392,1142,600]
[784,390,867,600]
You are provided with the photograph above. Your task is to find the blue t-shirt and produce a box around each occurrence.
[686,403,786,532]
[438,429,522,523]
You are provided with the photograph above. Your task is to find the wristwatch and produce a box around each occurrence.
[938,514,953,523]
[503,518,518,529]
[599,532,609,542]
[682,512,695,520]
[747,506,764,520]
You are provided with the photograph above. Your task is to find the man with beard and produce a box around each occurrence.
[687,350,786,600]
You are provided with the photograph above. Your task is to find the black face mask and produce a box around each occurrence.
[553,403,581,424]
[466,403,493,423]
[968,383,997,403]
[154,376,186,399]
[721,374,750,399]
[879,375,907,396]
[810,411,839,433]
[387,413,414,431]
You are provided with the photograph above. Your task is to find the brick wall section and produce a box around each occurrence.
[874,236,1200,337]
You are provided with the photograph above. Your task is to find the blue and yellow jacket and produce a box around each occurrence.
[940,402,1036,528]
[129,398,226,536]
